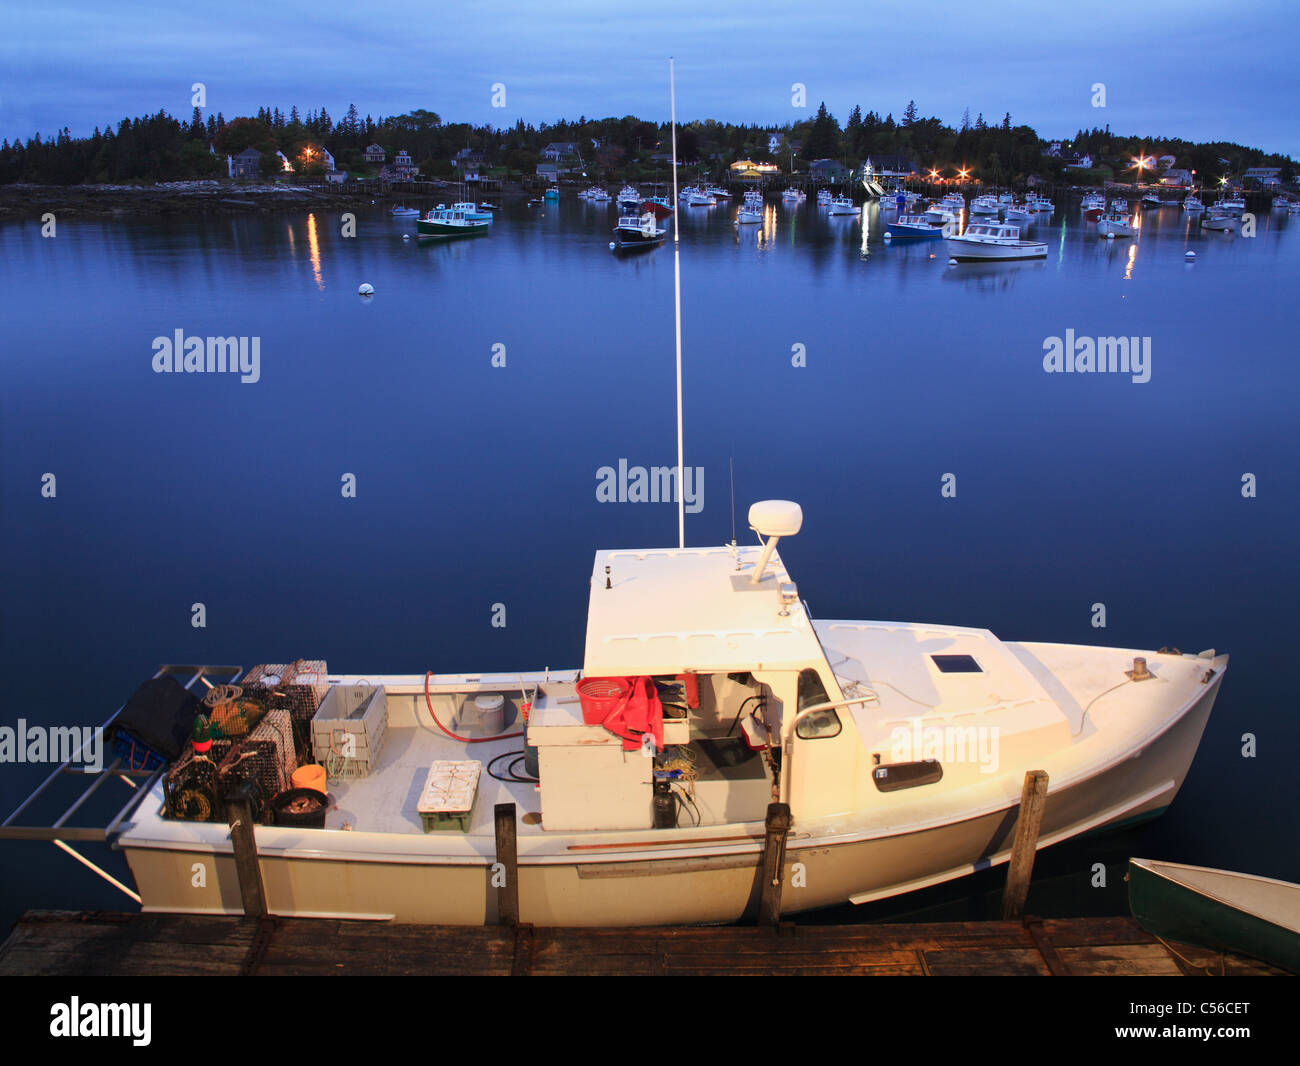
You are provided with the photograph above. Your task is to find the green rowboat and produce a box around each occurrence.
[1128,857,1300,973]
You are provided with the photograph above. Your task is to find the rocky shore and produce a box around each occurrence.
[0,180,482,221]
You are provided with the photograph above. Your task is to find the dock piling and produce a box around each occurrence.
[758,802,792,926]
[495,802,519,927]
[1001,770,1049,920]
[225,784,266,919]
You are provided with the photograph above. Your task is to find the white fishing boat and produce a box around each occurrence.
[1183,193,1205,212]
[735,189,764,225]
[1027,194,1054,213]
[969,195,1001,216]
[1290,200,1300,214]
[781,187,806,203]
[705,186,730,200]
[1004,204,1033,225]
[617,185,641,207]
[1110,198,1128,212]
[946,220,1048,261]
[1218,194,1246,217]
[827,196,858,216]
[588,188,612,203]
[1200,210,1237,231]
[923,206,961,229]
[686,187,716,206]
[1081,193,1106,219]
[1096,210,1135,238]
[816,189,831,207]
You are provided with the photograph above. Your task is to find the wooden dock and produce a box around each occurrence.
[0,910,1285,976]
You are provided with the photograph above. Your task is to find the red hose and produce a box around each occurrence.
[425,671,524,743]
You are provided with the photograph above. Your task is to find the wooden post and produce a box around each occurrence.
[758,802,792,927]
[1001,770,1049,920]
[226,784,266,919]
[495,802,519,927]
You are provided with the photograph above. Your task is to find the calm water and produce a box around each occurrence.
[2,194,1297,928]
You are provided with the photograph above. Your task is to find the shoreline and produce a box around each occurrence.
[0,181,521,221]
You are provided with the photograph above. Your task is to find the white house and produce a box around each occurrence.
[364,144,386,163]
[322,148,336,172]
[540,142,578,162]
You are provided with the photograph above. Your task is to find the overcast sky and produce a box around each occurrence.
[3,0,1296,157]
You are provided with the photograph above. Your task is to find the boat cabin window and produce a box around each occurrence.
[795,668,840,739]
[931,654,982,674]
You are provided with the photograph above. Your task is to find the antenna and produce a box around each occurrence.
[729,455,736,546]
[670,57,685,550]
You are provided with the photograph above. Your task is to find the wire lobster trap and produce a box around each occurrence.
[163,747,226,822]
[217,710,297,822]
[240,660,329,761]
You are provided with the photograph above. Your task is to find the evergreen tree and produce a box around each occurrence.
[961,108,970,132]
[903,100,918,126]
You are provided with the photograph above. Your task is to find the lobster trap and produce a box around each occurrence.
[240,660,330,761]
[163,747,227,822]
[217,710,297,821]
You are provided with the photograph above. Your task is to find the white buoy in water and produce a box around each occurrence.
[883,232,892,241]
[358,282,374,295]
[402,233,410,241]
[1185,250,1196,260]
[948,258,958,266]
[1106,232,1115,239]
[609,242,616,250]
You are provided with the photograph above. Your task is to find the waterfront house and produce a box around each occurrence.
[325,170,347,184]
[364,143,386,163]
[866,154,919,178]
[231,147,261,179]
[1159,168,1193,188]
[322,148,336,172]
[393,150,417,179]
[809,158,850,183]
[1243,166,1282,187]
[541,142,579,163]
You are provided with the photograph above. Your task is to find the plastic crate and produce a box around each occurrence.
[312,683,388,779]
[417,760,481,833]
[112,730,171,772]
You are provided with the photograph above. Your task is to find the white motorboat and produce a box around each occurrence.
[451,202,493,222]
[946,220,1048,261]
[705,186,731,200]
[588,188,612,203]
[817,189,831,206]
[1027,195,1054,213]
[1183,193,1205,212]
[617,185,641,207]
[1218,194,1246,217]
[1110,198,1128,212]
[735,189,764,225]
[1004,204,1033,225]
[969,195,1001,216]
[924,206,961,230]
[1081,193,1106,219]
[686,187,716,206]
[93,501,1226,927]
[781,187,806,203]
[390,205,420,217]
[827,196,858,216]
[1201,210,1237,231]
[1096,210,1135,238]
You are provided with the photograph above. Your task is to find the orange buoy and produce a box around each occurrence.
[292,764,327,794]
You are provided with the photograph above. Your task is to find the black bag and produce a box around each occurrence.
[114,677,203,759]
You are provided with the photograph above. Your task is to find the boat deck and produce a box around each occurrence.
[1,910,1287,976]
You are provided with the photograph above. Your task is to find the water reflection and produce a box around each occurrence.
[306,212,323,290]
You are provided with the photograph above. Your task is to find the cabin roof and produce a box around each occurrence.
[583,544,828,677]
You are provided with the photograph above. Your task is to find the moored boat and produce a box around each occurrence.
[735,189,764,224]
[1128,858,1300,974]
[390,205,419,217]
[1096,210,1135,238]
[451,201,493,222]
[611,211,667,250]
[946,220,1048,261]
[827,196,857,216]
[617,185,641,207]
[884,213,942,239]
[416,205,491,239]
[970,195,1001,216]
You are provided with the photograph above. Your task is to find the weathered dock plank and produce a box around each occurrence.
[0,910,1287,976]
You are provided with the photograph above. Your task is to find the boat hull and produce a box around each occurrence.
[1128,860,1300,973]
[120,664,1223,926]
[416,220,489,239]
[945,238,1048,262]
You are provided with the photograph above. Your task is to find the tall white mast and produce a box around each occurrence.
[670,57,685,549]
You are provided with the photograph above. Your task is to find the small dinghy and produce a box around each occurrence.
[1128,858,1300,973]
